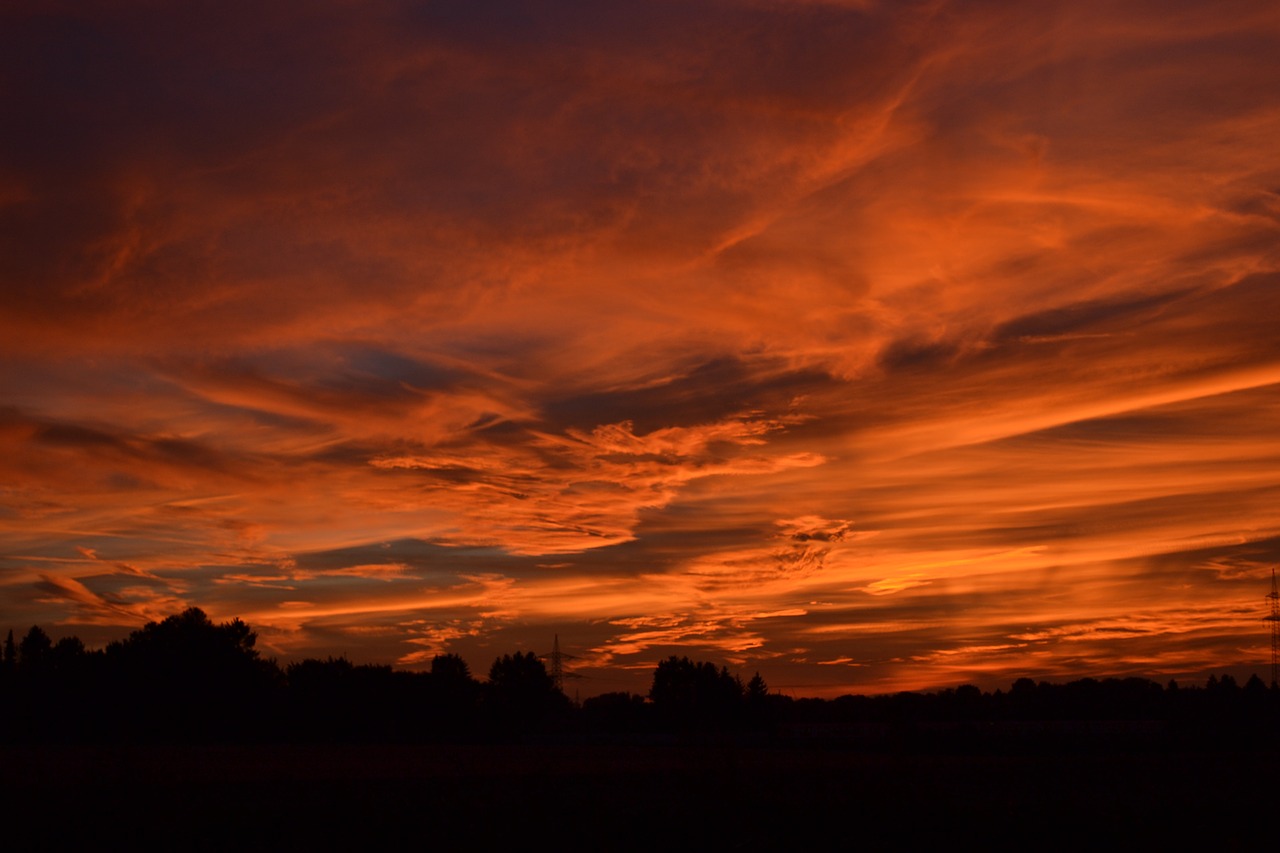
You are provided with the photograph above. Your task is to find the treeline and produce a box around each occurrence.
[2,608,1277,744]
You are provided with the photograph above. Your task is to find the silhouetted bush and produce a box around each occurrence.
[3,609,1278,746]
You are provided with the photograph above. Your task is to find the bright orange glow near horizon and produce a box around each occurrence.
[4,1,1280,697]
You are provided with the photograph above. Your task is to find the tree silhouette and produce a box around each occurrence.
[3,629,15,672]
[581,692,652,733]
[742,671,791,731]
[485,651,568,732]
[488,651,555,698]
[431,652,472,683]
[105,607,281,740]
[425,653,480,736]
[285,656,360,740]
[649,655,744,729]
[17,626,52,672]
[0,628,12,704]
[3,605,1278,747]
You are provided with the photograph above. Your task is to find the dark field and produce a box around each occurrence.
[4,740,1273,850]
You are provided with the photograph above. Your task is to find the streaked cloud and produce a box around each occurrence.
[2,0,1279,693]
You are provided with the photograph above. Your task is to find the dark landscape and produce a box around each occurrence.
[4,610,1276,849]
[6,4,1280,848]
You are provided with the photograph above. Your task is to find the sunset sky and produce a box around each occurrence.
[3,0,1280,697]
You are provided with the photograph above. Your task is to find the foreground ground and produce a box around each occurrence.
[3,737,1274,850]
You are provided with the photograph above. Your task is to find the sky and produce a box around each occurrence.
[3,0,1280,697]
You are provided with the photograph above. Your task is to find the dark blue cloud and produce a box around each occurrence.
[543,357,834,433]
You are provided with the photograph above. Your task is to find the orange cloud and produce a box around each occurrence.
[2,0,1279,694]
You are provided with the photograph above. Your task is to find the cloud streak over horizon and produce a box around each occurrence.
[3,0,1280,695]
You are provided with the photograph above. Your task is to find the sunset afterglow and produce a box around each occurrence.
[4,1,1280,696]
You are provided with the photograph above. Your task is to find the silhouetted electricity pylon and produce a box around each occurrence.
[1268,569,1280,688]
[543,634,581,693]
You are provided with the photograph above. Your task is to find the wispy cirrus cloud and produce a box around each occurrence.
[2,0,1279,694]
